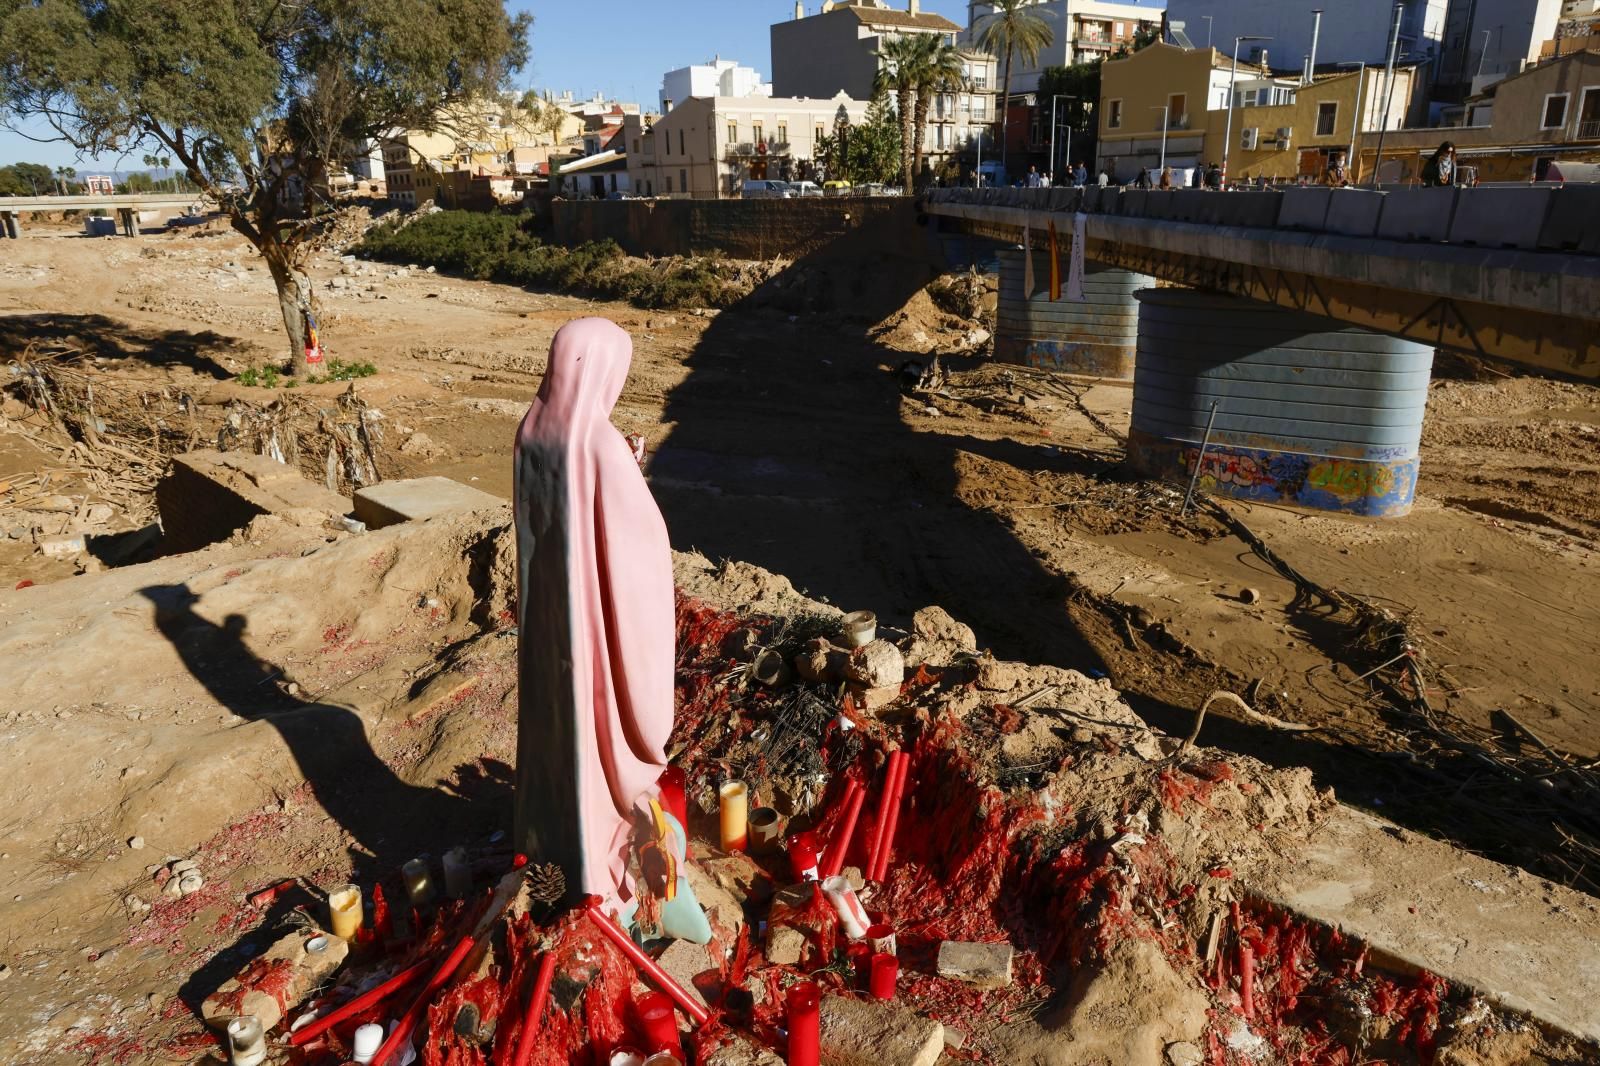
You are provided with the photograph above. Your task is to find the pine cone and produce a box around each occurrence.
[527,863,566,905]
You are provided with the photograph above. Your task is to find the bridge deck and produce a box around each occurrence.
[0,193,210,213]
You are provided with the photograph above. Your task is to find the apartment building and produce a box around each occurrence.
[380,130,457,208]
[626,93,870,197]
[661,58,772,110]
[1165,0,1446,72]
[1440,0,1565,96]
[772,0,964,100]
[966,0,1166,95]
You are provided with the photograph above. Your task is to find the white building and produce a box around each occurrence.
[1439,0,1565,93]
[967,0,1166,95]
[1165,0,1447,69]
[660,58,772,111]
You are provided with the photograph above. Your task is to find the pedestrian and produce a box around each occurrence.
[1026,165,1041,188]
[1134,167,1152,189]
[1097,168,1111,188]
[1205,162,1222,190]
[1325,150,1348,186]
[1074,161,1088,187]
[1190,165,1203,188]
[1158,166,1173,190]
[1042,171,1053,187]
[1421,141,1457,187]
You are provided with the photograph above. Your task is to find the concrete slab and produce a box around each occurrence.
[156,450,351,553]
[1252,804,1600,1044]
[1538,185,1600,253]
[1449,186,1557,249]
[1207,192,1282,229]
[1376,187,1458,241]
[352,476,505,530]
[1279,187,1332,231]
[1323,188,1385,237]
[1168,189,1207,223]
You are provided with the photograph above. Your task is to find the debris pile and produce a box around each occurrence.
[206,583,1582,1066]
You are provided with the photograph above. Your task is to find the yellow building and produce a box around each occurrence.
[1097,41,1417,182]
[381,130,456,208]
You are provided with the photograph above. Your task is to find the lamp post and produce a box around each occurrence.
[1337,61,1365,183]
[1221,34,1271,187]
[975,126,984,187]
[1474,28,1491,80]
[1369,2,1404,188]
[1149,105,1169,172]
[1202,15,1213,49]
[1050,94,1078,183]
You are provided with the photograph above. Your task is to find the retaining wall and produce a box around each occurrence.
[549,197,918,259]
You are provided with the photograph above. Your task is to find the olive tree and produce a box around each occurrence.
[0,0,530,374]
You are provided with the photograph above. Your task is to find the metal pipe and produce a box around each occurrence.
[1339,61,1366,182]
[1369,2,1404,188]
[1307,9,1323,85]
[1221,35,1270,186]
[1181,401,1220,515]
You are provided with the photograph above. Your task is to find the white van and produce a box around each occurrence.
[742,180,793,199]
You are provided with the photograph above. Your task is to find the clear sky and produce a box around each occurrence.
[0,0,975,171]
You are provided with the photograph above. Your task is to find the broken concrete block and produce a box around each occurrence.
[702,1034,785,1066]
[201,929,347,1031]
[848,683,900,713]
[846,640,904,690]
[766,881,826,967]
[352,476,504,530]
[793,637,848,684]
[656,939,715,1010]
[819,995,944,1066]
[765,922,809,967]
[696,851,775,906]
[157,450,350,553]
[936,941,1014,989]
[37,533,86,558]
[912,606,975,650]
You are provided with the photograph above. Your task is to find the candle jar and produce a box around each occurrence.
[785,982,821,1066]
[718,780,749,852]
[327,883,363,940]
[441,847,471,900]
[748,806,784,854]
[400,858,435,906]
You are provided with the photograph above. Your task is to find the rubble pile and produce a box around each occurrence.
[195,581,1575,1066]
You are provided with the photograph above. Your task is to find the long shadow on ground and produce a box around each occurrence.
[0,312,241,379]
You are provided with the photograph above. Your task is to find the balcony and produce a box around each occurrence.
[1074,36,1114,50]
[724,140,792,160]
[1581,119,1600,139]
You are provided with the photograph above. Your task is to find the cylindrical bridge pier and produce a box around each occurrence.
[995,248,1152,378]
[1128,290,1435,517]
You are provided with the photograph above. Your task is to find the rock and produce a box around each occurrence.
[911,606,976,651]
[936,941,1014,989]
[765,922,808,967]
[178,871,204,896]
[793,637,848,684]
[127,836,145,850]
[330,276,349,289]
[201,928,349,1032]
[0,964,10,981]
[702,1034,784,1066]
[848,684,900,713]
[965,327,992,347]
[720,626,761,662]
[819,995,944,1066]
[37,533,86,558]
[696,852,774,906]
[397,431,440,459]
[1166,1041,1204,1066]
[656,939,715,1010]
[31,495,76,513]
[83,504,115,525]
[425,265,436,274]
[845,640,904,690]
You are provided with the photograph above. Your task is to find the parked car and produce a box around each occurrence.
[860,183,904,197]
[822,180,852,196]
[788,181,823,197]
[742,179,793,199]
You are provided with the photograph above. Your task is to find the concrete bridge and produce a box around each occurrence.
[922,184,1600,517]
[0,192,212,238]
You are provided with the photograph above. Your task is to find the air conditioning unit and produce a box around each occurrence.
[1276,127,1294,150]
[1240,127,1259,150]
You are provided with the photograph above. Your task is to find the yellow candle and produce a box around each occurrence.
[719,780,750,852]
[327,884,363,940]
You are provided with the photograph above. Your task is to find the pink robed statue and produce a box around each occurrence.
[513,318,677,908]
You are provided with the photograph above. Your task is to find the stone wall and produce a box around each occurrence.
[549,197,919,260]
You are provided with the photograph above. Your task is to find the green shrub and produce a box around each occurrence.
[353,211,740,310]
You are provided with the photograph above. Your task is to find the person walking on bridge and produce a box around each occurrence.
[1421,141,1457,187]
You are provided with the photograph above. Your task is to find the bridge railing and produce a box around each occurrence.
[923,183,1600,256]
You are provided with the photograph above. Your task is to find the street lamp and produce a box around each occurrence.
[1051,94,1078,183]
[1149,105,1169,172]
[1221,34,1271,186]
[1202,15,1213,50]
[975,126,984,187]
[1369,2,1404,188]
[1474,28,1491,80]
[1337,61,1365,183]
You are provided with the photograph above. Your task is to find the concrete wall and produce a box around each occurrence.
[549,196,919,260]
[771,10,882,100]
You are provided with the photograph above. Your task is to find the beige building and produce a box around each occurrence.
[1096,41,1416,180]
[967,0,1165,94]
[381,130,457,207]
[771,0,964,101]
[626,93,870,198]
[921,50,1000,164]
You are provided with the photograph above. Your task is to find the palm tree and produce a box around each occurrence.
[974,0,1055,179]
[54,165,76,195]
[160,154,173,192]
[875,34,925,193]
[911,39,968,189]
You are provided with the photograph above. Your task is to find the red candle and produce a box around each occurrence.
[583,897,711,1025]
[870,755,911,883]
[788,832,821,881]
[846,942,872,991]
[509,951,558,1066]
[864,752,904,880]
[1239,942,1256,1019]
[821,780,865,879]
[636,991,681,1054]
[785,982,821,1066]
[868,953,899,1001]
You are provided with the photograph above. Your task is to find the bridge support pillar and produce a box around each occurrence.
[0,211,18,239]
[1127,290,1435,517]
[995,248,1152,378]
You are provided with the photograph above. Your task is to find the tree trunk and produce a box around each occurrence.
[260,240,314,376]
[898,88,914,192]
[999,47,1014,178]
[913,94,929,190]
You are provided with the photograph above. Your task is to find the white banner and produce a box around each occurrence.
[1067,211,1087,302]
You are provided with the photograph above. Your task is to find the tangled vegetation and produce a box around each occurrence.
[355,210,743,310]
[238,358,377,388]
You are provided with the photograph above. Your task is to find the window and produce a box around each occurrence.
[815,124,825,143]
[972,97,986,119]
[752,122,763,143]
[633,139,640,153]
[678,130,684,155]
[727,122,738,142]
[680,168,688,191]
[1168,93,1186,126]
[1107,98,1123,128]
[1113,20,1124,36]
[1580,86,1600,138]
[1542,92,1570,130]
[777,122,787,144]
[1316,102,1338,137]
[666,175,673,192]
